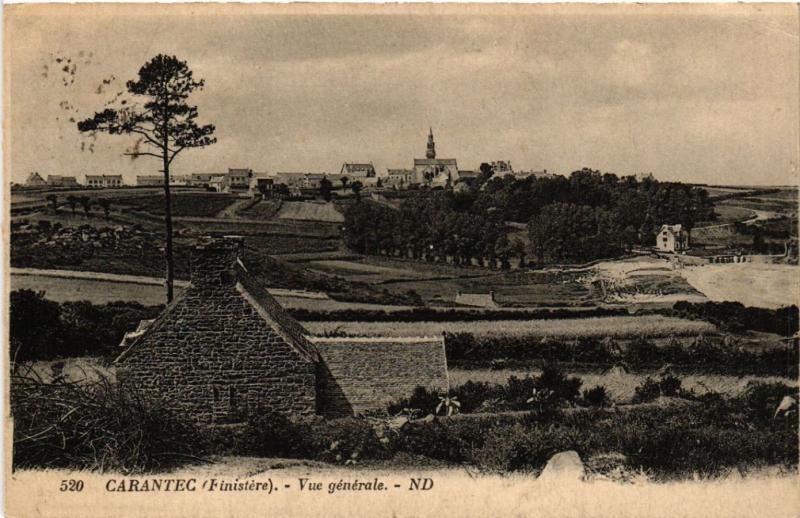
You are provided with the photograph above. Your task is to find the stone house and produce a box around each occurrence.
[85,174,123,188]
[116,238,448,424]
[656,224,690,253]
[25,172,47,187]
[340,163,376,180]
[47,175,79,187]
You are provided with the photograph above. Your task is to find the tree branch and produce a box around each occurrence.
[124,151,163,159]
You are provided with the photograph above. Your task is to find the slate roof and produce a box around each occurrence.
[115,259,319,364]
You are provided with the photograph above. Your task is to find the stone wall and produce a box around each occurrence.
[311,336,449,417]
[117,240,317,424]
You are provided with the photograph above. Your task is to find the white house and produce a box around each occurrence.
[657,224,690,253]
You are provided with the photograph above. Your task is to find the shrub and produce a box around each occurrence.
[245,412,313,458]
[451,381,503,413]
[737,381,799,425]
[632,377,662,403]
[632,375,686,403]
[387,386,443,416]
[307,418,389,463]
[624,336,661,366]
[582,386,609,407]
[11,375,205,473]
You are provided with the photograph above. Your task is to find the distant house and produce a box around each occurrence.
[455,290,499,309]
[489,161,514,177]
[208,176,227,192]
[85,174,123,188]
[385,169,415,189]
[136,175,164,187]
[189,173,217,187]
[115,237,448,423]
[340,163,376,180]
[274,172,326,191]
[226,168,253,190]
[46,175,78,187]
[657,224,690,252]
[25,172,47,187]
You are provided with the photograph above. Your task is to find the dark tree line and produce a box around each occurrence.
[343,192,515,268]
[344,167,715,265]
[10,290,162,362]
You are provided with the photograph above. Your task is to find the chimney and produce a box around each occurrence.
[190,236,244,287]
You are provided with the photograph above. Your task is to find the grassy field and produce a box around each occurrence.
[696,203,755,227]
[449,367,797,403]
[303,315,716,339]
[276,201,345,223]
[238,199,283,219]
[305,257,595,306]
[111,193,241,217]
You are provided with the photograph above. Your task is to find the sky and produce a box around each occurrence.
[5,4,799,186]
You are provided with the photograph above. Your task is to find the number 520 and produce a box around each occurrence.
[59,480,84,492]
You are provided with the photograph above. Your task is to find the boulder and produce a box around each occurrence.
[538,451,584,482]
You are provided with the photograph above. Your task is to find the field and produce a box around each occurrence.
[276,201,345,223]
[304,257,595,307]
[238,199,283,219]
[302,315,716,339]
[111,193,241,217]
[681,263,800,309]
[449,367,796,403]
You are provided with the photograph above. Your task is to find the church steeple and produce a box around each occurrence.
[426,127,436,159]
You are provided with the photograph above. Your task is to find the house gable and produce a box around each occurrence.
[116,239,317,424]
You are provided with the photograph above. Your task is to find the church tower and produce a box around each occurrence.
[426,127,436,159]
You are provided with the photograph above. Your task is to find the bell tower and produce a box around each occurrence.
[426,127,436,159]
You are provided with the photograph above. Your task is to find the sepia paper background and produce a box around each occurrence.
[4,3,799,517]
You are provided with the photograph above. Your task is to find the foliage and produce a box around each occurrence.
[632,374,687,403]
[343,193,511,268]
[670,301,799,336]
[10,290,162,361]
[581,386,609,407]
[443,332,799,377]
[387,366,581,415]
[10,290,64,362]
[11,374,206,473]
[77,54,217,303]
[345,169,714,265]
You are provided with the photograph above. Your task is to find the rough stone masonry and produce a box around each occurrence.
[116,237,448,424]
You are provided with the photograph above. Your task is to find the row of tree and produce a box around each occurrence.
[343,168,717,265]
[45,194,113,220]
[343,192,517,267]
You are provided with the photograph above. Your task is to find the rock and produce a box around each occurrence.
[538,451,584,482]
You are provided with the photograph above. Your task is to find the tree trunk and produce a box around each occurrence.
[162,145,175,303]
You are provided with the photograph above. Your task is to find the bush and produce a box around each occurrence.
[245,412,313,458]
[582,386,609,407]
[671,301,799,337]
[307,418,389,463]
[11,375,205,473]
[9,290,163,362]
[738,381,799,425]
[632,377,662,403]
[387,386,443,416]
[632,375,686,403]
